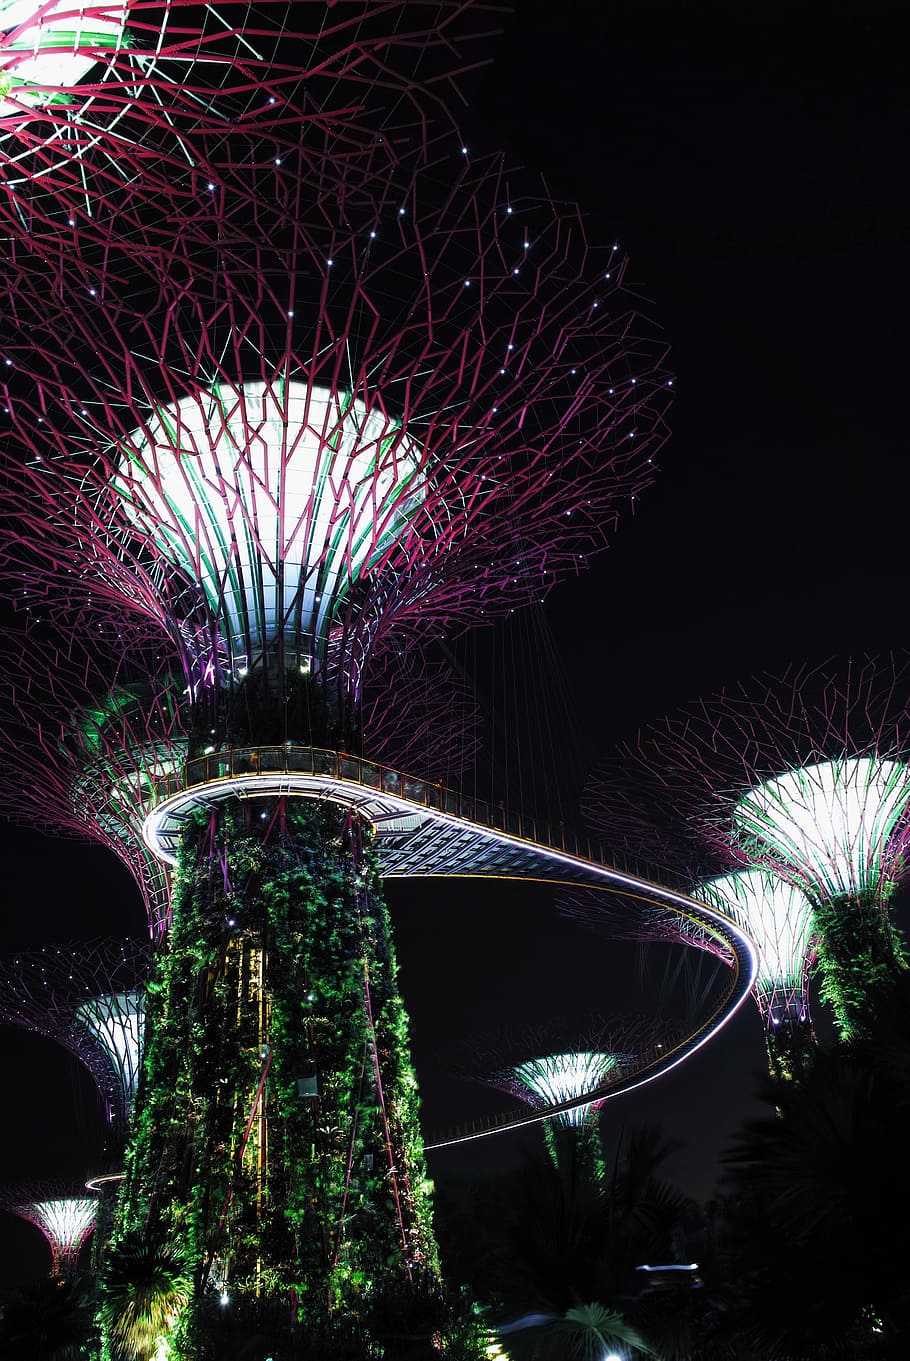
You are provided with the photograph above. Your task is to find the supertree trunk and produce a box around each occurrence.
[811,889,908,1039]
[118,796,437,1351]
[764,1006,817,1085]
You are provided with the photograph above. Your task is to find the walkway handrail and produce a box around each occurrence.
[146,744,680,889]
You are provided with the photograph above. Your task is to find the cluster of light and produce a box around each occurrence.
[696,870,814,1017]
[733,757,910,899]
[114,382,426,669]
[512,1051,619,1127]
[75,991,144,1115]
[0,0,127,119]
[24,1196,96,1270]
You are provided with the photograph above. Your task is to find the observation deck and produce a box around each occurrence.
[141,745,758,1144]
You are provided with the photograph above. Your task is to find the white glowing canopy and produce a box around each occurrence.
[513,1051,619,1128]
[115,381,426,669]
[697,869,814,1015]
[76,990,144,1115]
[30,1197,96,1254]
[0,1,126,118]
[733,756,910,899]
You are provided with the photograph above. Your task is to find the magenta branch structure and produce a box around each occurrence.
[0,937,149,1138]
[587,658,910,1044]
[1,1,482,241]
[0,1183,97,1275]
[0,616,187,939]
[0,57,683,1345]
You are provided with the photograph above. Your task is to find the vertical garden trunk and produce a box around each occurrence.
[114,796,439,1353]
[812,891,907,1040]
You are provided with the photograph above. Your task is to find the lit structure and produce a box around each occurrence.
[493,1050,623,1129]
[479,1017,683,1167]
[0,1183,97,1275]
[586,659,910,1041]
[695,870,816,1080]
[1,1,479,241]
[0,937,149,1138]
[0,616,185,939]
[0,77,674,1351]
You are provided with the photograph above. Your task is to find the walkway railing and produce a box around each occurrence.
[147,743,651,876]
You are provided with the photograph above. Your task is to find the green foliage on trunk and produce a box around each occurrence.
[812,887,907,1039]
[107,797,445,1357]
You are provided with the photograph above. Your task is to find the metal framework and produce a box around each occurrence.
[0,614,185,938]
[0,1182,97,1274]
[585,657,910,1042]
[1,2,482,227]
[0,937,149,1134]
[1,138,671,720]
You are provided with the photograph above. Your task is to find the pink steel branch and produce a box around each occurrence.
[0,138,671,714]
[0,938,149,1132]
[0,611,186,939]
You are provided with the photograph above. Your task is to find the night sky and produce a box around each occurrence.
[1,0,908,1287]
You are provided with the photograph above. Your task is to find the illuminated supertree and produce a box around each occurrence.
[483,1017,681,1169]
[0,103,670,1347]
[584,658,910,1043]
[0,937,149,1139]
[693,870,816,1080]
[0,1183,97,1276]
[564,868,817,1082]
[0,615,186,939]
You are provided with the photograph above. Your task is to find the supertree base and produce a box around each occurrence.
[111,794,441,1355]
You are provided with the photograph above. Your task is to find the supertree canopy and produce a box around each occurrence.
[478,1016,682,1171]
[0,1182,97,1275]
[0,937,149,1139]
[694,870,816,1081]
[0,45,672,1351]
[587,658,910,1042]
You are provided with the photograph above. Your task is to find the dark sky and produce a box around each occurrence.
[1,0,908,1286]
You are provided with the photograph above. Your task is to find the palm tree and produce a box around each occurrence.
[99,1231,191,1360]
[448,1121,692,1359]
[0,1274,99,1360]
[715,1034,910,1358]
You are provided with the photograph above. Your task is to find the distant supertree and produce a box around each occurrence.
[694,870,817,1080]
[0,98,670,1346]
[0,1183,97,1276]
[586,658,910,1041]
[0,615,185,939]
[482,1018,681,1167]
[0,937,149,1140]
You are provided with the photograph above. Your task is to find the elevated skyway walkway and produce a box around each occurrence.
[141,745,758,1144]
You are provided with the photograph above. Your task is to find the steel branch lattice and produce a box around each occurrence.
[0,1181,97,1274]
[0,612,186,938]
[1,2,481,200]
[588,656,910,904]
[0,937,149,1132]
[481,1016,685,1130]
[1,132,671,733]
